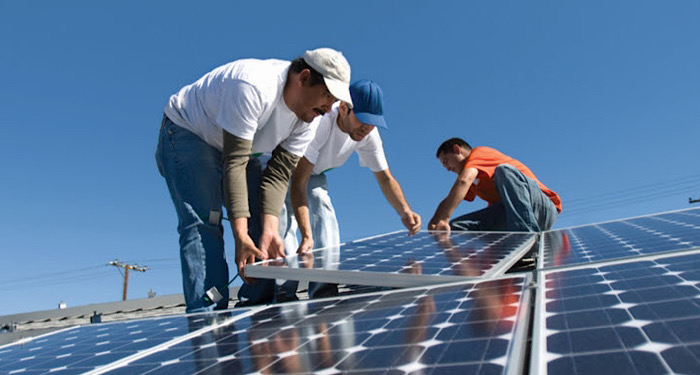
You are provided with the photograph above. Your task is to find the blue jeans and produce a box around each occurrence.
[156,116,229,313]
[236,156,300,306]
[240,173,342,302]
[450,164,557,232]
[281,173,342,299]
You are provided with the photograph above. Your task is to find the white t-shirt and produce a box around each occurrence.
[164,58,316,156]
[304,104,388,175]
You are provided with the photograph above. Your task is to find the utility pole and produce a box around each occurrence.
[109,260,148,301]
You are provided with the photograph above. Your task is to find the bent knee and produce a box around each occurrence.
[493,164,520,179]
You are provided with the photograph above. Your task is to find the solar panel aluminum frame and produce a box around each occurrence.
[243,230,538,288]
[529,248,700,375]
[504,273,535,375]
[537,207,700,271]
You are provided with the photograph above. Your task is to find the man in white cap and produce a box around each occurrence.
[156,48,352,312]
[286,79,421,299]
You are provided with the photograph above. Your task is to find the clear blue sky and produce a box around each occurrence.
[1,1,699,316]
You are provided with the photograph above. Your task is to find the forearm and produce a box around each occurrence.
[294,204,313,239]
[428,198,459,231]
[433,167,476,221]
[293,200,315,252]
[231,217,250,240]
[261,213,280,235]
[260,146,300,217]
[377,174,411,216]
[374,169,421,235]
[433,196,461,220]
[290,157,315,240]
[222,132,253,219]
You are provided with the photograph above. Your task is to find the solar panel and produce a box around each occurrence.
[540,207,700,270]
[245,230,537,287]
[95,275,532,375]
[0,312,247,375]
[7,207,700,374]
[531,249,700,374]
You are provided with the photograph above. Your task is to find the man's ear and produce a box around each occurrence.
[338,101,351,116]
[452,144,462,155]
[298,69,311,86]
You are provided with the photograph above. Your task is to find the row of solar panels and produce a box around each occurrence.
[1,207,699,374]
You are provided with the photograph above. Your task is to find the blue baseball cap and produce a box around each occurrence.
[349,80,388,129]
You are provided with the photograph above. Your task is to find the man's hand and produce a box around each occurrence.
[259,214,285,260]
[259,229,285,260]
[427,166,478,234]
[427,216,451,233]
[401,211,422,236]
[297,236,314,254]
[298,251,315,269]
[235,232,265,284]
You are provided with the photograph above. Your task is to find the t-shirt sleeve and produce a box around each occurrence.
[463,147,502,178]
[302,116,332,164]
[215,80,263,141]
[357,129,389,172]
[280,115,320,157]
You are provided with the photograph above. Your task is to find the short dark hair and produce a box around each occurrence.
[436,138,472,158]
[289,57,325,86]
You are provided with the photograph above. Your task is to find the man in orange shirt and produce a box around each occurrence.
[428,137,561,232]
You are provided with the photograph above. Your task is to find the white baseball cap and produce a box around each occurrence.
[302,48,353,108]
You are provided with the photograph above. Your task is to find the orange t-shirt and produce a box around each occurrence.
[463,147,562,213]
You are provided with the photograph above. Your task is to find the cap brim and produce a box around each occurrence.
[354,112,388,129]
[324,77,353,109]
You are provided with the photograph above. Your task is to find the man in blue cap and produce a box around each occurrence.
[237,80,421,305]
[285,79,421,299]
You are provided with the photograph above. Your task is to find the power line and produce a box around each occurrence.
[0,257,185,293]
[562,185,696,217]
[0,271,114,292]
[559,173,700,218]
[0,265,107,285]
[564,175,700,209]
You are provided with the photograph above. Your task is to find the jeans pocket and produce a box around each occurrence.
[167,122,177,136]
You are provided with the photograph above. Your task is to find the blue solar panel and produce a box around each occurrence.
[245,231,536,287]
[99,276,532,375]
[532,250,700,374]
[7,208,700,374]
[0,312,246,375]
[540,208,700,269]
